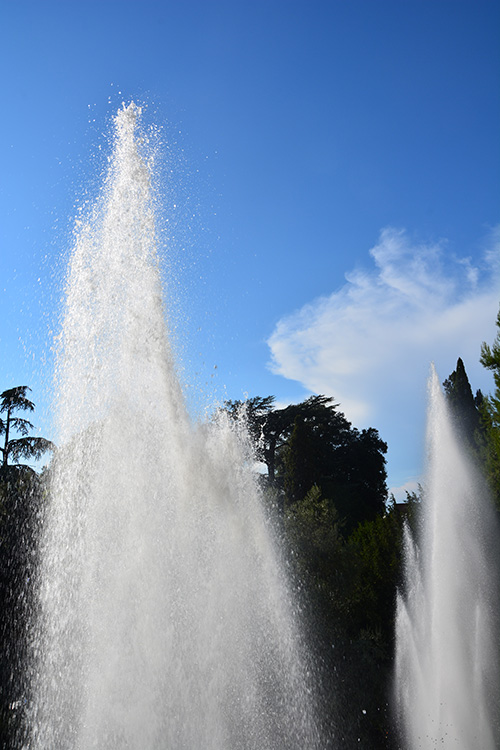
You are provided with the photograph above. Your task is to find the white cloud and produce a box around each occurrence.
[267,227,499,485]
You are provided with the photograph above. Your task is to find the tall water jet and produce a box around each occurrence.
[26,103,322,749]
[395,366,499,749]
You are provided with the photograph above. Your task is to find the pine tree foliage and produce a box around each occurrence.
[0,387,53,470]
[222,394,387,532]
[443,357,485,456]
[479,306,500,505]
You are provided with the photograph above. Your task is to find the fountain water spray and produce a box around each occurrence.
[26,104,322,749]
[395,366,499,749]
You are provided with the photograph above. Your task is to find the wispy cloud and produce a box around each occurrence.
[268,227,500,430]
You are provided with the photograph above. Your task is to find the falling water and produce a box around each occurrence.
[26,103,322,749]
[395,367,499,749]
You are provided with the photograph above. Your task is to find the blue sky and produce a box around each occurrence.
[1,0,499,496]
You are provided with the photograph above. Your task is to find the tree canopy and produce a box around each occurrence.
[443,357,485,457]
[221,393,387,533]
[0,387,52,744]
[0,386,53,473]
[479,306,500,506]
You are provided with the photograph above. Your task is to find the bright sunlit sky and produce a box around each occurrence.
[1,0,499,497]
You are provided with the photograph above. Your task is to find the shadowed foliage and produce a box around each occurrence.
[0,388,52,746]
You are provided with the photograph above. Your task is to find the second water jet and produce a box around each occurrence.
[395,366,499,749]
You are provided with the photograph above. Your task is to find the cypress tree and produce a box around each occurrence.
[443,357,484,454]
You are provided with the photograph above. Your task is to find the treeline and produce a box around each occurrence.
[220,306,500,747]
[0,388,52,746]
[0,309,499,747]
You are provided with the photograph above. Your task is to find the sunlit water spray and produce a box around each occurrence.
[395,367,499,749]
[26,103,322,749]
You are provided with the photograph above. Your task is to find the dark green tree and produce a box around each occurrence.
[0,387,52,745]
[324,426,388,535]
[222,395,399,746]
[283,417,320,504]
[284,483,346,639]
[222,394,351,485]
[0,386,53,470]
[479,306,500,506]
[347,501,405,642]
[222,394,387,533]
[284,485,402,749]
[443,357,485,456]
